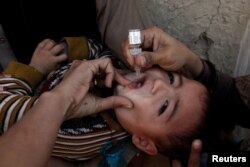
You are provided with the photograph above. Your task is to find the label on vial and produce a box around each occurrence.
[128,29,141,45]
[129,47,142,55]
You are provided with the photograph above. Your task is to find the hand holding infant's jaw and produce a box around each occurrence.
[66,92,134,120]
[53,58,133,120]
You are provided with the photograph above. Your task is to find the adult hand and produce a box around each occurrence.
[29,39,67,75]
[53,58,133,120]
[171,139,202,167]
[122,26,203,77]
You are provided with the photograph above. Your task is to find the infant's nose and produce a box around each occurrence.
[151,79,167,94]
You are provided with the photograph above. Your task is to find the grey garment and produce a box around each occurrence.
[234,18,250,77]
[96,0,154,63]
[0,24,16,70]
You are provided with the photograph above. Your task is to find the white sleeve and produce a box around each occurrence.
[234,18,250,76]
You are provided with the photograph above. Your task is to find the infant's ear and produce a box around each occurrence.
[132,134,158,155]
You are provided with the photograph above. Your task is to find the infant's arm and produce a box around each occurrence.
[0,76,39,134]
[4,61,44,90]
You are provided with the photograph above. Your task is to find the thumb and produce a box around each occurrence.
[96,96,133,112]
[187,139,202,167]
[171,140,202,167]
[171,159,182,167]
[135,51,159,68]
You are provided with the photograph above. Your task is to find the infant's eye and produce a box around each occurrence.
[167,72,174,84]
[159,100,168,115]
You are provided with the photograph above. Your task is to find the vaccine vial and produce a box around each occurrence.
[128,29,142,76]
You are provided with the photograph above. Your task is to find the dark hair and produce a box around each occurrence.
[154,87,239,161]
[154,89,211,159]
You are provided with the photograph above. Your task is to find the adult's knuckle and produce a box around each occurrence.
[72,60,81,65]
[104,57,111,63]
[37,43,44,48]
[48,39,55,45]
[152,26,160,31]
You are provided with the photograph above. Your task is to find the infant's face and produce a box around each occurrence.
[115,67,207,142]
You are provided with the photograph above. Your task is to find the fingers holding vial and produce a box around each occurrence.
[128,29,142,76]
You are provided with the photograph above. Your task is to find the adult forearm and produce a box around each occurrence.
[0,91,71,167]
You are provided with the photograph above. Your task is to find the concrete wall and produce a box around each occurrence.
[142,0,250,75]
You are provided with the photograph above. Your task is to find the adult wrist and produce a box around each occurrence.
[40,91,73,120]
[186,52,203,77]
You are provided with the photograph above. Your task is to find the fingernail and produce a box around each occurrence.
[193,140,202,150]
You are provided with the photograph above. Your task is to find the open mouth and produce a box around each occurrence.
[127,76,146,89]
